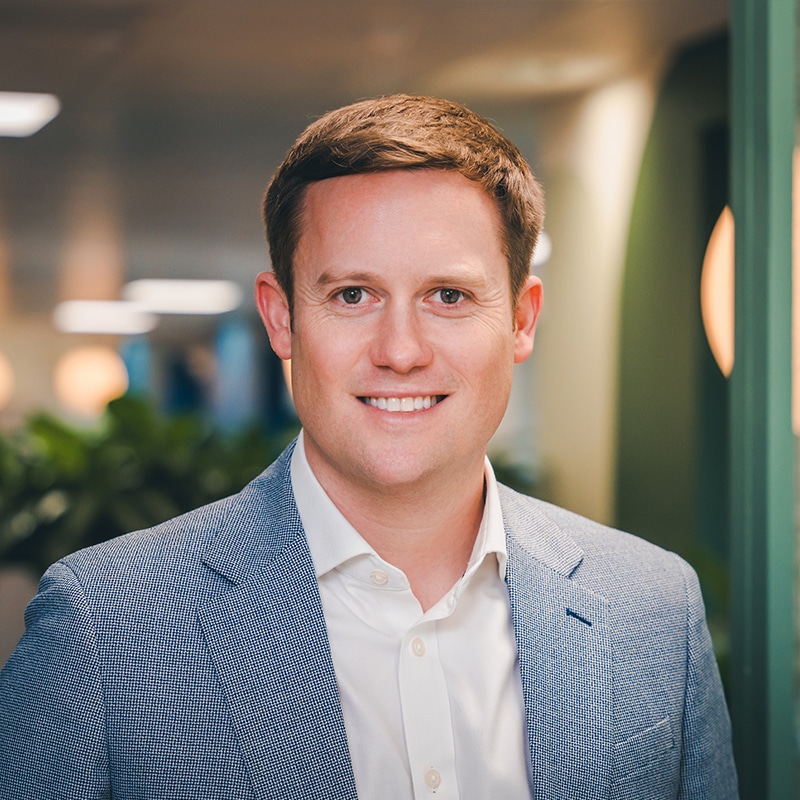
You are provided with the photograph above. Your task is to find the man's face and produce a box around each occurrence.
[257,169,541,496]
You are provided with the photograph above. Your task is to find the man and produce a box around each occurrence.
[0,95,737,799]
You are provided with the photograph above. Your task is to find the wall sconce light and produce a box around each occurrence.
[53,345,129,419]
[701,195,800,435]
[700,206,735,378]
[0,350,14,411]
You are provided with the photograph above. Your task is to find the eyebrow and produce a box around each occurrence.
[314,268,490,290]
[314,270,379,288]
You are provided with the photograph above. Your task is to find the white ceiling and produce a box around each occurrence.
[0,0,728,315]
[0,0,728,102]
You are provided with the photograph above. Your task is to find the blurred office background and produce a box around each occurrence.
[0,1,796,796]
[0,0,733,666]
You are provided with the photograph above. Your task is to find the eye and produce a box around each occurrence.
[338,287,364,304]
[434,288,465,305]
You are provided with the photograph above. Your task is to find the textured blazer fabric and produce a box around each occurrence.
[0,441,738,799]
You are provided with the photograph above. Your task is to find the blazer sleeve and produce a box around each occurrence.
[0,561,111,799]
[676,555,739,799]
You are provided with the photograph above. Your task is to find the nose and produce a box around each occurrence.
[369,301,433,373]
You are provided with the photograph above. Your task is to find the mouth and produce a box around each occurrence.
[358,395,446,412]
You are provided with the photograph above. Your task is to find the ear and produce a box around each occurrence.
[513,275,543,364]
[255,271,292,360]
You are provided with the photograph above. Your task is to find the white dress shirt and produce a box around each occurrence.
[291,432,532,799]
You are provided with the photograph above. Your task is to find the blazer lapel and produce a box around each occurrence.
[502,489,613,800]
[197,446,357,800]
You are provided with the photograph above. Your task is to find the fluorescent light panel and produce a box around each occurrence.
[0,92,60,137]
[54,301,158,335]
[123,279,243,315]
[532,231,552,268]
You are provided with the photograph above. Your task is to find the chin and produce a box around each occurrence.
[356,449,439,490]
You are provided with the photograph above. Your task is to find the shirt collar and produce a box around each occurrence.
[290,430,508,582]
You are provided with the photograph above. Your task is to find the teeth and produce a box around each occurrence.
[364,395,441,412]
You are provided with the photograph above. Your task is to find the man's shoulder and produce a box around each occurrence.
[498,484,693,597]
[61,491,237,578]
[57,442,298,592]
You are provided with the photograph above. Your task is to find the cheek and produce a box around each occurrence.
[468,340,516,420]
[290,326,362,392]
[451,325,516,382]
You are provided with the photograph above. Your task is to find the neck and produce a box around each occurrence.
[307,452,486,611]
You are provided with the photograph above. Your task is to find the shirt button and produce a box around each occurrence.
[411,637,426,657]
[424,768,441,789]
[369,569,389,586]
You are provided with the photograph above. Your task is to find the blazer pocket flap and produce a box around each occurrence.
[613,716,675,780]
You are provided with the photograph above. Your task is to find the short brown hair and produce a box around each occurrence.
[262,94,544,309]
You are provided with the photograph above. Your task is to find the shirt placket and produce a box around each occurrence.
[398,615,459,799]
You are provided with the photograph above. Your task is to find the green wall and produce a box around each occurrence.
[616,35,729,571]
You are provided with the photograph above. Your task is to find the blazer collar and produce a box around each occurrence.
[200,440,301,586]
[198,441,358,800]
[501,486,613,799]
[498,484,585,577]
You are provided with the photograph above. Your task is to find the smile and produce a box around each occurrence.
[359,395,444,412]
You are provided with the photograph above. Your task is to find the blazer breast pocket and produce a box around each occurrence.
[611,716,679,799]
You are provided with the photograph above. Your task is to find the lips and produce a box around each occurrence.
[359,395,444,412]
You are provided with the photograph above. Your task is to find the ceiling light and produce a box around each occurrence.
[54,300,158,335]
[122,279,243,315]
[532,231,552,268]
[0,92,60,137]
[434,53,621,98]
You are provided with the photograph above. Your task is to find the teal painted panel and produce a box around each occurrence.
[729,1,796,798]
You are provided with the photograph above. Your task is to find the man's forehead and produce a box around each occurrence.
[298,169,502,230]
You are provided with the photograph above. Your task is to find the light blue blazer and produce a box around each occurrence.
[0,442,738,799]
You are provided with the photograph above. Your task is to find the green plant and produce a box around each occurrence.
[0,396,298,575]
